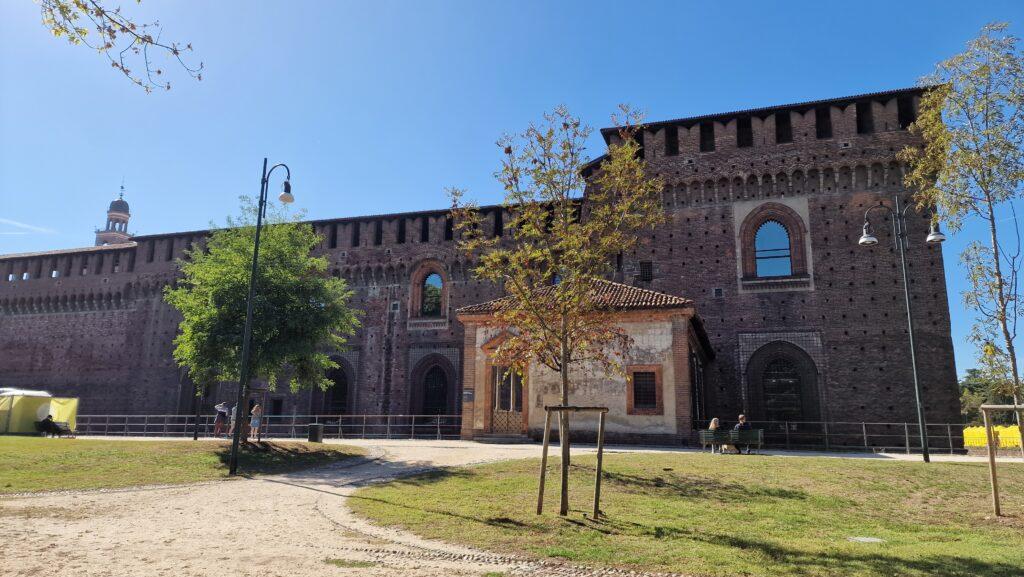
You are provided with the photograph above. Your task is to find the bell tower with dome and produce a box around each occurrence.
[95,187,132,246]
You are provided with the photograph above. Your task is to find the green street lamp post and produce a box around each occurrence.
[228,158,293,475]
[858,194,946,463]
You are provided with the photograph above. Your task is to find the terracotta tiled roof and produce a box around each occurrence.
[457,279,693,315]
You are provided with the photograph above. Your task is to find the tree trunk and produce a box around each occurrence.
[559,324,571,516]
[192,382,201,441]
[985,206,1024,459]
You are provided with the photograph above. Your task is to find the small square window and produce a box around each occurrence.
[628,366,662,415]
[638,261,653,282]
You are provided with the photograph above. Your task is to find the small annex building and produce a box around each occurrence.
[456,280,714,444]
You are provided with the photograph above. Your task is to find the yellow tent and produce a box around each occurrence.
[0,394,78,434]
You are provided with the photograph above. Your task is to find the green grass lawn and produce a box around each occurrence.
[351,452,1024,577]
[0,437,364,493]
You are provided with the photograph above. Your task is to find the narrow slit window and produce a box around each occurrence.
[420,216,430,242]
[737,117,753,148]
[493,210,503,238]
[374,221,383,245]
[397,219,406,244]
[775,111,792,144]
[856,101,874,134]
[351,223,361,247]
[664,126,679,156]
[699,122,715,152]
[897,96,916,129]
[815,106,832,139]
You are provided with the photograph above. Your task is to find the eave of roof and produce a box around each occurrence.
[0,242,137,261]
[456,279,694,315]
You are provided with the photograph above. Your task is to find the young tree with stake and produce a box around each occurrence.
[449,106,664,515]
[900,22,1024,456]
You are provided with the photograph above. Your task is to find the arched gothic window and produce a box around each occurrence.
[739,202,808,281]
[754,220,792,277]
[410,261,448,319]
[421,273,443,317]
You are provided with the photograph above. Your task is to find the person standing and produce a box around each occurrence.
[228,404,237,437]
[212,402,229,437]
[249,403,263,441]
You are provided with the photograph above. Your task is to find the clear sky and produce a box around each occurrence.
[2,0,1023,377]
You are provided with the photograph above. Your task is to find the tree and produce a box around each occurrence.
[960,368,1015,425]
[39,0,202,92]
[900,22,1024,455]
[449,105,664,515]
[165,197,360,401]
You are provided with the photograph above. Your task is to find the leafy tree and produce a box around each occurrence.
[899,22,1024,454]
[39,0,202,92]
[165,197,360,397]
[450,105,664,515]
[960,368,1014,425]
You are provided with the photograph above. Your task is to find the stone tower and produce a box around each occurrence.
[95,187,131,246]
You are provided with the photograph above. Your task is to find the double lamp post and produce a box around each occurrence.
[858,194,946,463]
[228,158,293,476]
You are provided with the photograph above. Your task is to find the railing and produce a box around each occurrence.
[75,414,463,440]
[693,419,967,453]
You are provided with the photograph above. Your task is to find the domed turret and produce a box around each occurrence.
[108,196,130,215]
[95,187,133,246]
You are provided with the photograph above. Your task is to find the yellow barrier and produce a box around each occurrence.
[963,425,1022,448]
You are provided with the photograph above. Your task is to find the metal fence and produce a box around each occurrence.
[75,414,463,440]
[694,419,966,453]
[74,414,967,453]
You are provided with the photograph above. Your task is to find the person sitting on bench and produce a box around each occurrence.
[733,414,752,455]
[39,414,60,437]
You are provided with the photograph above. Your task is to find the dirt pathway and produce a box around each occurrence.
[0,440,666,577]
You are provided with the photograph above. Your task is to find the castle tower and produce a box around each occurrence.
[94,187,132,246]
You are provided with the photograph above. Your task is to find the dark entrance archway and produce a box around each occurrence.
[746,341,820,423]
[410,354,458,416]
[324,363,352,415]
[422,366,448,415]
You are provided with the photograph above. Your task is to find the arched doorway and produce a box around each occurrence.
[410,355,457,416]
[324,365,351,415]
[746,341,820,423]
[422,366,448,415]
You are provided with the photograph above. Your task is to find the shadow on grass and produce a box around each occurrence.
[582,464,808,503]
[693,533,1022,577]
[212,441,351,475]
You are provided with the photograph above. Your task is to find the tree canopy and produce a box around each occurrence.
[40,0,202,92]
[165,197,359,393]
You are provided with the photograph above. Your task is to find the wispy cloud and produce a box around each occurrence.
[0,218,56,234]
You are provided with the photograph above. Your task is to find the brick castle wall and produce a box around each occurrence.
[0,87,961,427]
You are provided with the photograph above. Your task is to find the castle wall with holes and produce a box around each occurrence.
[0,87,961,432]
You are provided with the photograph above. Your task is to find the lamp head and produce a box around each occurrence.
[858,222,878,247]
[926,221,946,244]
[278,180,294,204]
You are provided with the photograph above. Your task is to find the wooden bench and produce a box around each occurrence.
[34,420,76,438]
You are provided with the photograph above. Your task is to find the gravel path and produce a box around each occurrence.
[3,438,1016,577]
[0,439,683,577]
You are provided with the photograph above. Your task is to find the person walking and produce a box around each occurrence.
[228,404,237,437]
[212,402,229,437]
[249,403,263,440]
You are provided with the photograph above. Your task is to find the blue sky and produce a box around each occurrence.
[2,0,1023,377]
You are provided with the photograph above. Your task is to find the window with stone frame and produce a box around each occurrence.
[627,366,663,415]
[410,262,447,319]
[739,202,808,282]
